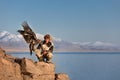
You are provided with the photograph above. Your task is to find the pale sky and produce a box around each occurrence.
[0,0,120,44]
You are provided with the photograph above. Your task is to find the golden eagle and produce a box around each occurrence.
[18,21,38,55]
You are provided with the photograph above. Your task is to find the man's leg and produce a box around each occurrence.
[46,52,53,62]
[34,49,43,61]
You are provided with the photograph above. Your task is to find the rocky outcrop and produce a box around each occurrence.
[0,48,70,80]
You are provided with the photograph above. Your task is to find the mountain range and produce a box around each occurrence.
[0,31,120,52]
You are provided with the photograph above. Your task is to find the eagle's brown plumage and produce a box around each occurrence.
[18,21,37,55]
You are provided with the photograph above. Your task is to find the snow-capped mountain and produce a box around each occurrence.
[0,31,28,51]
[0,31,77,52]
[79,41,120,51]
[0,31,120,52]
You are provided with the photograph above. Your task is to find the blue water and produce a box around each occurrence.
[8,52,120,80]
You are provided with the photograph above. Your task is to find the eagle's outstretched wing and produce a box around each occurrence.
[18,21,37,55]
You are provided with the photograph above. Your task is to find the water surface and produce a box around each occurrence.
[9,52,120,80]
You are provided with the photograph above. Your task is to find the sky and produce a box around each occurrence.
[0,0,120,44]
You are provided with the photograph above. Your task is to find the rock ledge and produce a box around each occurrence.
[0,48,70,80]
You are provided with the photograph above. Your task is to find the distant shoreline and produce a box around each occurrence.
[7,51,120,54]
[3,47,120,53]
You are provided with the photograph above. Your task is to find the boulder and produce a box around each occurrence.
[21,58,55,75]
[20,58,55,80]
[55,73,70,80]
[0,48,23,80]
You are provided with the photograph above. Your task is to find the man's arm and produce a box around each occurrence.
[49,46,54,53]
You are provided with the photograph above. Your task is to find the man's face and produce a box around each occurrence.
[45,38,50,43]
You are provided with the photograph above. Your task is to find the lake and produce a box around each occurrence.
[8,52,120,80]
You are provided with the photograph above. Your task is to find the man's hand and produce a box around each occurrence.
[43,50,47,55]
[37,39,41,43]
